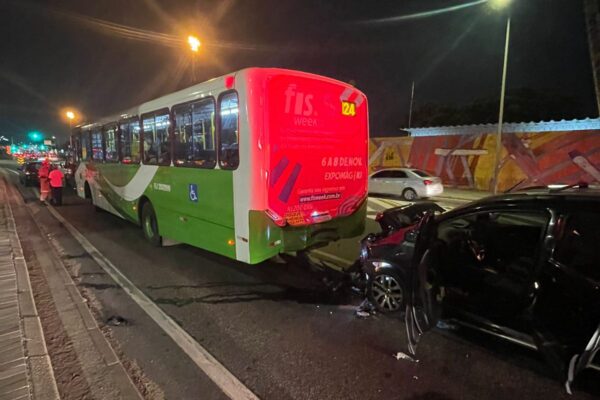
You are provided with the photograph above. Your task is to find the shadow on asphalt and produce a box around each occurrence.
[149,281,356,307]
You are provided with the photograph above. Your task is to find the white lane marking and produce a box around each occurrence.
[44,204,259,400]
[369,197,403,209]
[367,197,388,209]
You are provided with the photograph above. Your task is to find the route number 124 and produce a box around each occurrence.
[341,101,356,117]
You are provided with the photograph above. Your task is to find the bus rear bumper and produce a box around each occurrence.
[247,200,367,264]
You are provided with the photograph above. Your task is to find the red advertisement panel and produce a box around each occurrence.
[266,73,368,226]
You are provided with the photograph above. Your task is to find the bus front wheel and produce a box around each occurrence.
[141,202,162,247]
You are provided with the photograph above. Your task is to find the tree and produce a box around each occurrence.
[409,87,586,127]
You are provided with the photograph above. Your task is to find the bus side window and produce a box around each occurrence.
[218,91,239,170]
[104,124,118,163]
[173,98,216,168]
[142,111,171,166]
[72,130,82,162]
[81,129,90,161]
[91,128,104,161]
[119,118,140,164]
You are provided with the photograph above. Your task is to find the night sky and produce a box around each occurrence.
[0,0,596,142]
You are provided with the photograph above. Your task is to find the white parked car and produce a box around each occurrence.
[368,168,444,200]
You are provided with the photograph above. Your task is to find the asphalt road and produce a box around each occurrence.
[3,159,598,400]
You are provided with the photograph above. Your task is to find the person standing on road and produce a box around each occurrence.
[38,159,51,203]
[48,165,64,206]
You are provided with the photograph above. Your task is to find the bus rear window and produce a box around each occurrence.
[218,91,239,170]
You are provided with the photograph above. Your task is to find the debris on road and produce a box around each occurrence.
[106,315,129,326]
[394,351,419,363]
[354,298,376,318]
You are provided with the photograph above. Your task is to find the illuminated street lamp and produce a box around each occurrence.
[187,35,201,82]
[187,35,201,52]
[492,0,512,194]
[64,109,78,154]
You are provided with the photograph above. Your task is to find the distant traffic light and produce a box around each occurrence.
[27,131,43,142]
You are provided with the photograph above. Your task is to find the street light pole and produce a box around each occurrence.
[408,81,415,129]
[493,16,511,195]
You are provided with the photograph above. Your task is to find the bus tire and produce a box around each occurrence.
[141,202,162,247]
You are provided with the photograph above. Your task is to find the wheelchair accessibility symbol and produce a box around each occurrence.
[188,184,198,203]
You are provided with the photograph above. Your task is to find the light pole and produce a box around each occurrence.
[65,110,76,154]
[492,0,512,194]
[187,35,201,82]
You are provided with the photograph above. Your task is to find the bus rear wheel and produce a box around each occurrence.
[141,202,162,247]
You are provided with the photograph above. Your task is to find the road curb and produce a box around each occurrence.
[3,184,60,400]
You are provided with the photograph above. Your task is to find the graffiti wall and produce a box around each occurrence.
[369,120,600,192]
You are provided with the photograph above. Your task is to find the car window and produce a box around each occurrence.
[390,170,408,178]
[554,212,600,283]
[412,170,431,178]
[437,210,548,281]
[371,170,406,178]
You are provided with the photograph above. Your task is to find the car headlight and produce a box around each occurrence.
[372,261,393,271]
[359,245,370,264]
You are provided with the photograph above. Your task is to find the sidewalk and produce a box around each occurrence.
[0,172,144,399]
[0,190,59,399]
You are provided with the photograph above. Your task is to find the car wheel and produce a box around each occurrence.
[402,188,418,201]
[141,202,162,247]
[367,269,405,313]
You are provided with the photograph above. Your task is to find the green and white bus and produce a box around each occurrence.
[72,68,368,264]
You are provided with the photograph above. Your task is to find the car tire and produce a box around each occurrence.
[402,188,418,201]
[141,202,162,247]
[367,269,406,313]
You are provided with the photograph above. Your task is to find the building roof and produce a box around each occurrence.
[405,117,600,137]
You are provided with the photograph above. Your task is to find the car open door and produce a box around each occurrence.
[565,322,600,394]
[404,210,444,355]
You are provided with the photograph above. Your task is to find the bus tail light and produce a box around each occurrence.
[227,239,235,246]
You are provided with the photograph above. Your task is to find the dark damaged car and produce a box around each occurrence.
[361,187,600,392]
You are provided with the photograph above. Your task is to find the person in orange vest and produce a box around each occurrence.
[48,165,64,206]
[38,159,51,203]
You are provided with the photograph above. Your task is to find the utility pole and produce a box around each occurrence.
[493,17,511,195]
[407,81,415,129]
[584,0,600,116]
